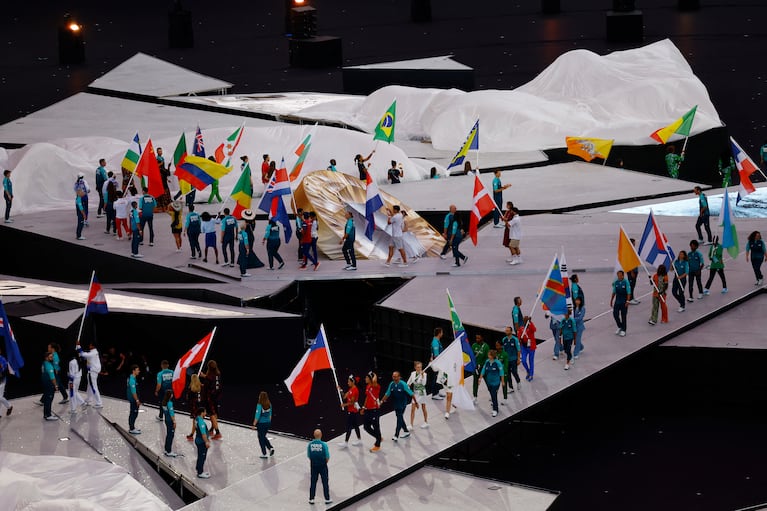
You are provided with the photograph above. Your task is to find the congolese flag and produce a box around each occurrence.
[650,106,697,144]
[540,256,568,317]
[565,136,613,162]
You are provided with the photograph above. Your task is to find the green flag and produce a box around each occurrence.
[231,163,253,216]
[373,100,396,143]
[173,132,187,167]
[446,289,476,372]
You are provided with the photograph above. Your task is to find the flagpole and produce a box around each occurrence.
[521,253,559,339]
[123,133,151,193]
[621,225,664,303]
[651,211,684,290]
[76,270,96,344]
[319,324,344,406]
[197,327,217,376]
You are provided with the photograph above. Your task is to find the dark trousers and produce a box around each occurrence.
[613,302,628,332]
[705,268,727,289]
[752,258,764,281]
[188,231,201,257]
[563,337,574,362]
[342,238,356,267]
[131,230,142,254]
[5,197,12,220]
[452,240,466,266]
[42,385,54,418]
[508,361,521,388]
[222,237,234,263]
[394,406,408,437]
[195,440,208,475]
[486,381,500,412]
[363,409,381,447]
[301,242,318,265]
[238,248,248,275]
[311,238,318,261]
[129,399,139,430]
[140,217,154,243]
[672,277,687,307]
[493,192,502,224]
[440,238,451,256]
[76,209,84,238]
[257,422,273,455]
[309,463,330,501]
[57,372,68,400]
[627,272,637,299]
[266,239,283,268]
[82,195,89,219]
[158,392,170,419]
[97,189,105,215]
[105,203,116,233]
[345,412,361,442]
[696,214,712,242]
[688,270,703,297]
[472,369,481,397]
[164,413,174,453]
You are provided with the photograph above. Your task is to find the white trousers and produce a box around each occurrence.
[85,372,102,406]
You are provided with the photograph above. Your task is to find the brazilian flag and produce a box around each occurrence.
[373,100,396,143]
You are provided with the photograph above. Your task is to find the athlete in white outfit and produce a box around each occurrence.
[68,352,85,413]
[77,342,103,407]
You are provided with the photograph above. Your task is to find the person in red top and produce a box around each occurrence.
[360,371,382,452]
[518,316,537,382]
[299,212,319,270]
[261,154,271,184]
[337,375,362,448]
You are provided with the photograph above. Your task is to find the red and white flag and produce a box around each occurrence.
[284,324,335,406]
[730,137,757,203]
[172,330,215,399]
[469,172,495,245]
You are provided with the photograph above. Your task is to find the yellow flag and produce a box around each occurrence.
[566,137,613,162]
[616,226,642,272]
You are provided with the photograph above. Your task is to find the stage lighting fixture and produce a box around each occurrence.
[58,13,85,65]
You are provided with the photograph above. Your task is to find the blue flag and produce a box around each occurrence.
[0,300,24,377]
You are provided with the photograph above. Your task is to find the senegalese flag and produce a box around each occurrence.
[373,100,396,143]
[565,136,613,162]
[650,105,697,144]
[720,188,739,259]
[231,163,253,218]
[446,120,479,170]
[446,289,476,373]
[121,132,142,173]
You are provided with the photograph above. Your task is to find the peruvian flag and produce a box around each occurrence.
[284,325,335,406]
[730,137,757,203]
[85,274,108,316]
[172,330,215,399]
[469,172,495,245]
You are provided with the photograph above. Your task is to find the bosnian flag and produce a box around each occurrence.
[270,196,293,243]
[365,170,383,240]
[0,299,24,376]
[284,324,335,406]
[469,172,495,245]
[258,157,291,213]
[85,274,108,316]
[172,331,214,399]
[730,137,758,204]
[637,210,676,269]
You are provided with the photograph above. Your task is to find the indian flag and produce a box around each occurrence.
[121,132,142,173]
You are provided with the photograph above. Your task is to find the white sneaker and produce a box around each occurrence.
[687,297,694,303]
[241,273,252,277]
[382,262,391,267]
[491,410,498,417]
[397,263,409,267]
[564,364,570,370]
[45,415,59,421]
[197,472,211,479]
[400,431,411,438]
[131,254,144,258]
[509,260,519,265]
[615,328,622,335]
[129,429,141,435]
[573,355,579,360]
[444,412,450,419]
[164,451,178,457]
[432,394,444,400]
[618,330,626,337]
[697,294,704,299]
[677,307,685,313]
[553,355,559,360]
[391,436,399,442]
[351,440,361,446]
[77,236,86,240]
[473,397,478,404]
[439,254,446,260]
[420,423,429,429]
[337,442,348,448]
[648,320,656,325]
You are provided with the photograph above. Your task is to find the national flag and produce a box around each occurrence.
[447,289,476,373]
[446,120,479,171]
[373,100,396,143]
[616,226,642,273]
[193,126,206,158]
[284,324,335,406]
[172,331,214,399]
[720,188,739,259]
[85,275,109,316]
[134,138,164,198]
[0,300,24,377]
[173,132,192,196]
[560,250,573,312]
[540,256,568,317]
[730,137,758,203]
[469,172,495,245]
[222,124,245,168]
[565,136,613,162]
[427,339,475,411]
[121,132,142,173]
[295,133,311,157]
[231,163,253,218]
[289,142,312,182]
[176,155,234,191]
[258,158,292,212]
[650,105,697,144]
[269,195,293,243]
[214,143,225,165]
[637,211,676,269]
[364,170,383,240]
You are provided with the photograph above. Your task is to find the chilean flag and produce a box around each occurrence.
[172,331,214,399]
[257,158,291,213]
[85,275,109,316]
[730,137,757,204]
[284,325,335,406]
[469,172,495,245]
[364,170,383,240]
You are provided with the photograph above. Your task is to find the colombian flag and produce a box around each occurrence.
[176,155,233,191]
[650,106,697,144]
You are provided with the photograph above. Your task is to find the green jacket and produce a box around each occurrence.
[709,244,724,270]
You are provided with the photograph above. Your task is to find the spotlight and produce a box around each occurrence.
[58,13,85,65]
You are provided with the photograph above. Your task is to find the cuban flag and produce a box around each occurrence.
[257,157,292,213]
[637,211,675,269]
[365,170,383,240]
[85,274,109,316]
[284,324,335,406]
[0,299,24,376]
